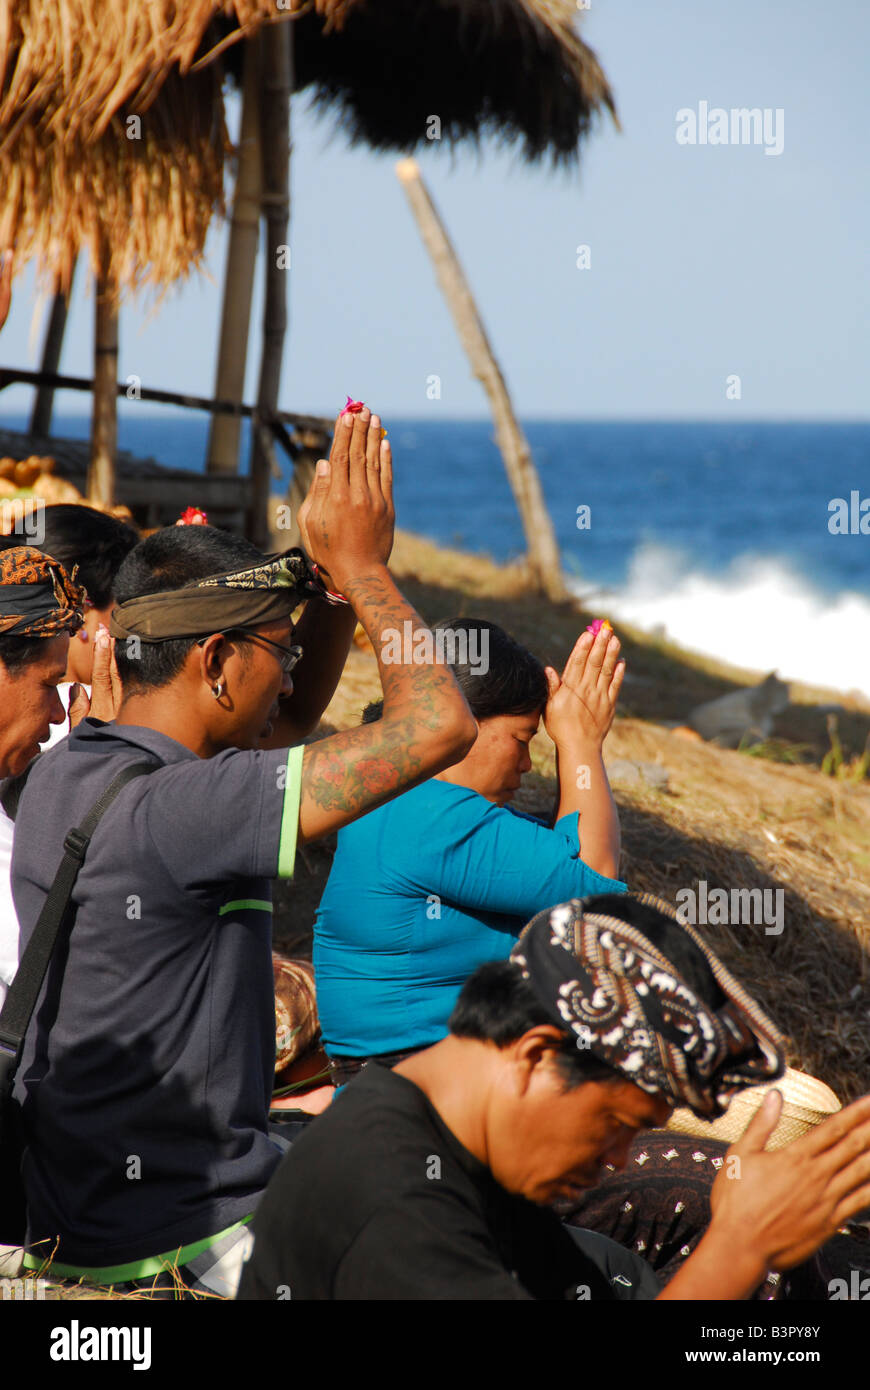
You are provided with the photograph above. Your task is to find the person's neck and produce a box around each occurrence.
[115,690,214,759]
[394,1037,492,1168]
[432,768,496,804]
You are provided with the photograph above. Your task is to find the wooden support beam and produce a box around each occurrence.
[30,262,76,437]
[249,20,292,549]
[207,38,262,476]
[87,273,118,507]
[0,368,331,439]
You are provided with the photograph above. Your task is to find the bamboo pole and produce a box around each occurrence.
[206,38,263,476]
[248,22,292,548]
[87,267,118,506]
[30,262,76,437]
[396,158,566,601]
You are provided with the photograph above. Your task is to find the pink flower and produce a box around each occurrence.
[586,617,613,636]
[343,395,364,414]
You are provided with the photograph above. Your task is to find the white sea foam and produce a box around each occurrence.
[572,543,870,699]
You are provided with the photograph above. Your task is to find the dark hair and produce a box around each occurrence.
[361,618,548,726]
[0,633,49,675]
[113,525,266,692]
[0,505,139,609]
[449,960,619,1089]
[449,896,726,1088]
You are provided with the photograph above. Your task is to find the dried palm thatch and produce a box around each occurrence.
[0,0,613,297]
[0,69,226,301]
[0,2,268,298]
[1,0,613,156]
[259,0,617,164]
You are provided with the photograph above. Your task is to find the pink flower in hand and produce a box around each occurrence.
[586,618,613,637]
[343,396,364,415]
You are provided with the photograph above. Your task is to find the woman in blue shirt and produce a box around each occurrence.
[315,617,627,1080]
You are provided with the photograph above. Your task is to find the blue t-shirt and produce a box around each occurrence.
[314,779,627,1056]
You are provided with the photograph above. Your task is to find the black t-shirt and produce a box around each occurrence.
[238,1064,616,1301]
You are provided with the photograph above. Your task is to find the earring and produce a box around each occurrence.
[212,682,223,700]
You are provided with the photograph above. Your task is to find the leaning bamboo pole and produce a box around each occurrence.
[396,158,566,601]
[206,39,263,476]
[87,263,118,506]
[249,22,293,547]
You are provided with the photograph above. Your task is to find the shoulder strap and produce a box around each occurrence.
[0,760,158,1092]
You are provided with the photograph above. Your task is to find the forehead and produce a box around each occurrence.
[249,617,295,641]
[486,711,540,736]
[21,632,69,679]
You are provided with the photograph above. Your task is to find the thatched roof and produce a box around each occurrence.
[0,0,615,297]
[248,0,618,165]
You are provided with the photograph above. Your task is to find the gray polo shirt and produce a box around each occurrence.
[11,718,303,1270]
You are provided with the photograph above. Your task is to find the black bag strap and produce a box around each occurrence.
[0,760,158,1091]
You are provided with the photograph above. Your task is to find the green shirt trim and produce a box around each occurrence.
[22,1216,253,1285]
[218,899,273,916]
[277,744,303,879]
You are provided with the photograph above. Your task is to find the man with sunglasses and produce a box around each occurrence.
[9,407,477,1296]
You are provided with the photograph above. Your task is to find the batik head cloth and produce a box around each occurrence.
[110,548,326,643]
[0,546,84,638]
[511,893,785,1118]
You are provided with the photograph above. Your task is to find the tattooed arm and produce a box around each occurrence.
[295,405,477,844]
[298,567,477,843]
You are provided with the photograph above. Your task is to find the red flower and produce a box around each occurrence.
[343,395,364,414]
[177,506,209,526]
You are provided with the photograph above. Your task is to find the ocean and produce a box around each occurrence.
[6,412,870,697]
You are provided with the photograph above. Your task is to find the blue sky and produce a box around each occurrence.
[1,0,867,421]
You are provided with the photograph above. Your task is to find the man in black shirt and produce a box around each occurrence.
[239,894,870,1300]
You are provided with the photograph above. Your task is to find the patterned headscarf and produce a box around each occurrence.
[110,549,326,643]
[0,546,84,638]
[511,893,785,1118]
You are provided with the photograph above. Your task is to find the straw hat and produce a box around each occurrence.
[272,953,320,1075]
[667,1068,842,1150]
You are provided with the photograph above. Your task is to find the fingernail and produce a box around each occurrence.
[371,415,380,431]
[316,458,329,476]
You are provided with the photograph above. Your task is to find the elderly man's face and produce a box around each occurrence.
[0,633,69,776]
[486,1044,673,1205]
